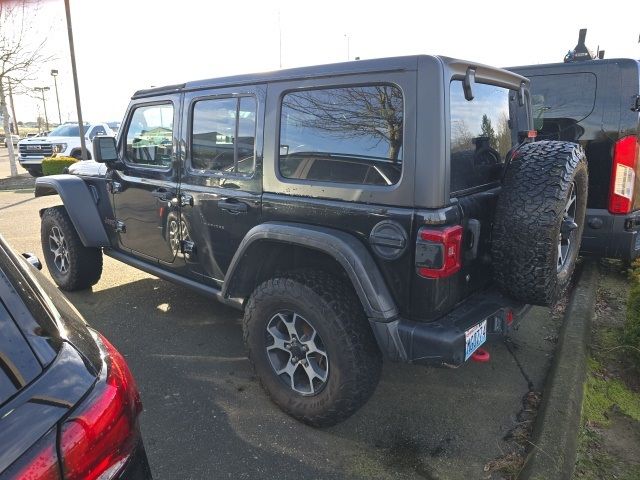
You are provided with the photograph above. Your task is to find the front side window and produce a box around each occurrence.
[279,85,403,186]
[450,81,513,194]
[191,96,257,175]
[125,104,174,168]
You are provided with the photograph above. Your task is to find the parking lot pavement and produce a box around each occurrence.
[0,188,561,480]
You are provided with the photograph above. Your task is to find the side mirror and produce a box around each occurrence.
[93,136,118,163]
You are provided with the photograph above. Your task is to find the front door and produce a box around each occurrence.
[112,96,182,264]
[178,86,264,284]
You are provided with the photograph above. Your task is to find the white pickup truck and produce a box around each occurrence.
[17,123,114,177]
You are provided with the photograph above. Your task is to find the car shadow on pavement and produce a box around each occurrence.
[64,277,553,480]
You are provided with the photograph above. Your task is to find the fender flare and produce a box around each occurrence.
[35,175,110,247]
[222,222,399,321]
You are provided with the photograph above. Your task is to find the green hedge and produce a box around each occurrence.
[625,259,640,368]
[42,156,78,176]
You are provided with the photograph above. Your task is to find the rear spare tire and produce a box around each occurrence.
[492,141,588,306]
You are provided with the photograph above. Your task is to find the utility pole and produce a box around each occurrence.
[34,86,50,131]
[64,0,87,159]
[51,69,62,125]
[7,79,19,135]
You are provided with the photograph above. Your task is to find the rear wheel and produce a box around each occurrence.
[243,270,382,426]
[492,141,588,305]
[41,206,103,291]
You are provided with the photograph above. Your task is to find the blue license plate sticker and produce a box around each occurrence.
[464,319,487,361]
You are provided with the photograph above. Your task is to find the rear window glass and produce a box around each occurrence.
[528,73,597,140]
[279,85,403,186]
[450,81,513,194]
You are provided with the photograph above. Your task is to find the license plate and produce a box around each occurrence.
[464,319,487,361]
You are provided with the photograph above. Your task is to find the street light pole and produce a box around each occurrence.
[51,69,62,125]
[34,86,50,131]
[64,0,87,160]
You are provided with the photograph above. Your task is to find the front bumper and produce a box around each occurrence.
[369,290,527,366]
[581,208,640,262]
[18,156,45,166]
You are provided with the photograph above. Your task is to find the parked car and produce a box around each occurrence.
[107,121,121,136]
[2,133,19,148]
[0,234,152,479]
[509,30,640,262]
[34,55,587,426]
[17,123,114,177]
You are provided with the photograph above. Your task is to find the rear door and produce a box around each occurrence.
[112,96,182,264]
[177,86,264,285]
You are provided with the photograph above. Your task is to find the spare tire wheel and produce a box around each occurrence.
[492,140,588,306]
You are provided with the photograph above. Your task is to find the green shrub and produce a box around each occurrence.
[624,262,640,368]
[41,156,78,176]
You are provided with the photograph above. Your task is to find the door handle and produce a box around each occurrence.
[170,194,194,208]
[151,188,173,201]
[218,199,248,214]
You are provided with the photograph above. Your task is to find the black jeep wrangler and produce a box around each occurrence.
[35,55,588,426]
[510,30,640,262]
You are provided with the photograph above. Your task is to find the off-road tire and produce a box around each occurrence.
[492,141,588,306]
[41,206,103,291]
[243,270,382,427]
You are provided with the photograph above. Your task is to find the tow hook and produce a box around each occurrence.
[471,348,490,363]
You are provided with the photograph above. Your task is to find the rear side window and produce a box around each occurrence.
[450,81,513,194]
[191,96,257,175]
[279,85,403,186]
[528,73,597,140]
[125,103,174,168]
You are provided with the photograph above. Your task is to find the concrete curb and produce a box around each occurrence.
[521,259,598,480]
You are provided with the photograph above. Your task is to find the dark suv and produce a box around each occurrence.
[34,55,588,426]
[510,36,640,262]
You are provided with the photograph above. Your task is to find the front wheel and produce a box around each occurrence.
[41,206,103,291]
[243,270,382,427]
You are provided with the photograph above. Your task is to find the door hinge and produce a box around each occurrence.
[109,181,123,194]
[115,220,126,233]
[632,95,640,112]
[180,240,196,255]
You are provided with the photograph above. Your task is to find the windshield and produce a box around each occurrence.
[48,124,87,137]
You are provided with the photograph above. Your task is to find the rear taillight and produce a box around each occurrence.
[2,429,60,480]
[59,334,142,480]
[415,225,463,278]
[609,136,639,214]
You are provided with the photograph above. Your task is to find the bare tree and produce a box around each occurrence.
[282,85,403,161]
[0,0,49,177]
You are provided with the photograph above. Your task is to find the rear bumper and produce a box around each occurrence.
[581,208,640,262]
[369,290,527,366]
[116,440,153,479]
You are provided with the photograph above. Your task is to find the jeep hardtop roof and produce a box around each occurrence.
[132,55,529,99]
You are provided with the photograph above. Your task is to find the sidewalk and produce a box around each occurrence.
[0,150,35,190]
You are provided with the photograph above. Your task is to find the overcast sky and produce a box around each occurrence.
[8,0,640,126]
